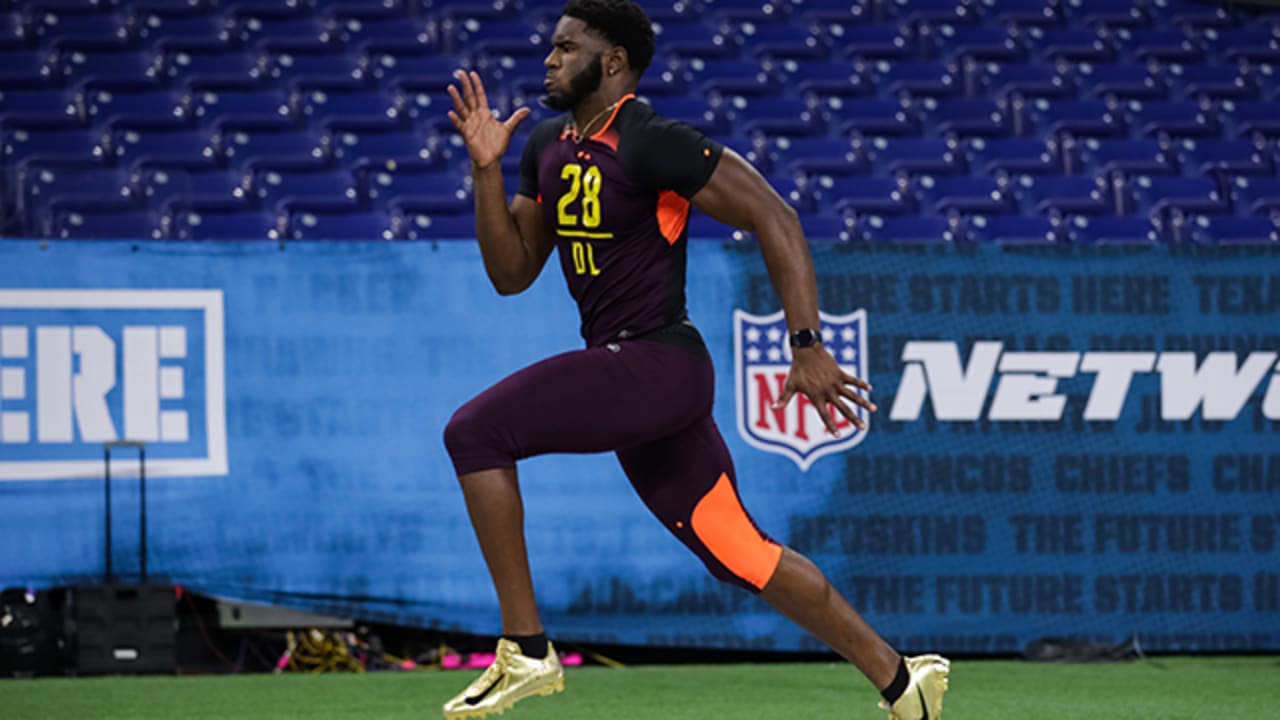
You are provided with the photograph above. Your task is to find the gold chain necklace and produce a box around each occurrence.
[573,100,619,143]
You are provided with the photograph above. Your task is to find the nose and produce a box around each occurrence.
[544,48,558,68]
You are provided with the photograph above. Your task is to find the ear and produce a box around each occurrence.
[607,46,628,76]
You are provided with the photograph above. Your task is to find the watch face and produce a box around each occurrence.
[790,329,820,347]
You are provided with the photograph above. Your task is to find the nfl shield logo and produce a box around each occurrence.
[734,308,869,471]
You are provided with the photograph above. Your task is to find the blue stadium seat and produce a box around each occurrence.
[1125,175,1227,217]
[812,176,913,215]
[163,197,279,240]
[793,0,873,23]
[1115,29,1202,64]
[248,161,357,212]
[1059,0,1148,30]
[867,60,961,99]
[1011,174,1113,215]
[213,116,322,169]
[965,214,1057,243]
[1064,215,1161,245]
[1165,64,1257,102]
[965,137,1066,176]
[1021,27,1114,63]
[0,86,76,122]
[635,66,690,96]
[284,202,395,240]
[644,97,723,134]
[47,197,160,240]
[354,158,467,211]
[929,24,1024,63]
[1231,176,1280,216]
[724,96,823,137]
[15,158,131,236]
[769,60,869,99]
[0,10,25,47]
[323,119,432,168]
[1073,139,1177,177]
[835,24,918,62]
[1204,28,1280,64]
[293,77,398,125]
[1183,215,1280,245]
[1145,0,1234,30]
[1021,98,1125,139]
[1175,139,1273,180]
[394,76,462,126]
[52,39,155,84]
[973,0,1059,28]
[25,2,126,43]
[832,98,920,137]
[1073,63,1167,102]
[1228,101,1280,140]
[914,175,1011,214]
[0,50,57,87]
[732,23,828,61]
[979,62,1074,101]
[155,39,262,84]
[884,0,974,27]
[797,214,855,243]
[685,59,777,97]
[79,79,188,126]
[767,136,860,178]
[332,16,433,49]
[861,137,965,176]
[701,0,790,25]
[393,206,474,239]
[1124,100,1219,140]
[129,5,231,47]
[186,77,292,125]
[107,117,217,167]
[132,159,246,209]
[854,214,957,243]
[653,21,737,60]
[260,41,365,84]
[1,119,102,205]
[461,20,546,60]
[229,7,331,46]
[364,44,455,85]
[686,211,745,241]
[434,0,518,24]
[918,98,1011,139]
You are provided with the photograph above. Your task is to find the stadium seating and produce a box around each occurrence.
[0,0,1273,243]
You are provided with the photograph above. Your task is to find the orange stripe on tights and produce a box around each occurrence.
[690,473,782,590]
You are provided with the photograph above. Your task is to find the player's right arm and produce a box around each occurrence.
[448,70,556,295]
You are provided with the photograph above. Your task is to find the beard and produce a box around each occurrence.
[541,53,604,111]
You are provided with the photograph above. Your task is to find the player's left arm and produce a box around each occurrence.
[691,150,875,434]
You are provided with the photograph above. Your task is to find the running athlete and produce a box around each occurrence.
[441,1,949,718]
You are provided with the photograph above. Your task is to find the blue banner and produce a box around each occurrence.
[1,239,1277,654]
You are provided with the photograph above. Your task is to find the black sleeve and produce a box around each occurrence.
[516,118,560,200]
[625,115,724,199]
[516,134,540,200]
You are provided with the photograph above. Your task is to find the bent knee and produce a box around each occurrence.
[443,402,515,475]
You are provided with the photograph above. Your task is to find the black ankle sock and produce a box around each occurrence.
[506,633,548,659]
[880,657,910,705]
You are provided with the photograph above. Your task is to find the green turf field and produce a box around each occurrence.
[4,656,1275,719]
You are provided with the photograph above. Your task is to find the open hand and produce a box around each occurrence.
[447,70,531,170]
[772,345,877,436]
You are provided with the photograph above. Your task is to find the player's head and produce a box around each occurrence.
[542,0,655,110]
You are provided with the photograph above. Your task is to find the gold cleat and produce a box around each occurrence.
[442,638,565,720]
[879,654,951,720]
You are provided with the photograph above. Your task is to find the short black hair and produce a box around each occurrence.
[562,0,656,76]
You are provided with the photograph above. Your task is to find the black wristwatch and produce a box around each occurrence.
[789,328,822,348]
